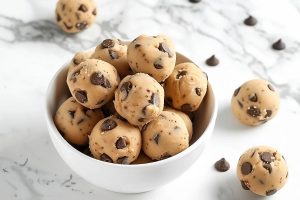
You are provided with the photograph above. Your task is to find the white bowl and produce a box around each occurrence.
[45,53,218,193]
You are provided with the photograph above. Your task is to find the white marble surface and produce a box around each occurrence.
[1,0,300,199]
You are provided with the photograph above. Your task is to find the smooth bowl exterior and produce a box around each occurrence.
[45,53,218,193]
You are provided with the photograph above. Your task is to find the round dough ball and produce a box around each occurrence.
[142,111,189,160]
[231,79,280,126]
[67,59,120,109]
[127,34,176,82]
[164,107,193,141]
[55,0,97,33]
[89,116,142,164]
[91,39,132,78]
[54,97,104,145]
[237,146,288,196]
[114,73,164,126]
[68,51,93,74]
[164,62,208,112]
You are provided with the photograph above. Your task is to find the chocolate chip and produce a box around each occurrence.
[149,93,159,105]
[158,42,173,57]
[259,179,265,185]
[265,110,272,118]
[75,21,88,30]
[272,39,285,50]
[240,180,250,190]
[72,57,81,65]
[165,97,173,106]
[90,72,111,88]
[189,0,201,3]
[250,149,256,158]
[120,81,132,100]
[237,100,243,109]
[92,9,97,15]
[101,119,117,131]
[68,110,75,119]
[248,93,258,102]
[244,15,257,26]
[101,39,115,48]
[247,106,260,117]
[115,137,127,149]
[241,162,252,175]
[268,84,275,91]
[75,90,88,103]
[233,87,241,96]
[141,106,147,116]
[195,88,201,96]
[266,189,277,196]
[63,22,73,30]
[214,158,230,172]
[260,152,274,163]
[109,50,119,59]
[205,55,219,66]
[176,70,187,79]
[70,69,81,83]
[78,4,88,12]
[153,134,160,144]
[100,153,113,163]
[117,156,129,164]
[135,44,141,48]
[153,61,163,69]
[138,118,144,122]
[181,104,193,112]
[263,163,272,174]
[56,13,61,22]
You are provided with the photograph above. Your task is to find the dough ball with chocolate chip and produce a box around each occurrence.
[55,0,97,33]
[237,146,288,196]
[164,62,208,112]
[68,50,93,74]
[91,39,132,78]
[114,73,164,126]
[127,34,176,82]
[54,97,104,145]
[89,116,141,164]
[67,59,120,109]
[231,79,280,126]
[142,111,189,161]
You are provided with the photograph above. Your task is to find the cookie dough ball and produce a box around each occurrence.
[231,79,280,126]
[142,111,189,160]
[89,116,142,164]
[55,0,97,33]
[237,146,288,196]
[91,39,132,78]
[54,97,104,145]
[114,73,164,126]
[67,59,120,109]
[68,51,93,73]
[164,62,208,112]
[127,34,176,82]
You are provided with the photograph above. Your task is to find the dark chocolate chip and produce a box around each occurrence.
[266,189,277,196]
[260,152,274,163]
[181,104,193,112]
[268,84,275,91]
[68,110,75,119]
[101,39,115,48]
[272,39,285,50]
[109,50,119,59]
[117,156,129,164]
[240,180,250,190]
[90,72,111,88]
[75,90,88,103]
[56,13,61,22]
[250,149,257,158]
[75,21,88,30]
[142,106,147,116]
[249,93,258,102]
[237,100,243,109]
[135,44,141,48]
[205,55,219,66]
[153,134,160,144]
[115,137,127,149]
[70,69,81,83]
[63,22,73,30]
[244,15,257,26]
[158,42,173,57]
[241,162,252,175]
[265,110,272,118]
[92,8,97,15]
[233,87,241,96]
[165,97,173,106]
[153,60,163,69]
[78,4,88,12]
[120,81,132,100]
[100,153,113,163]
[263,163,272,174]
[195,88,201,96]
[189,0,201,3]
[101,119,117,131]
[247,106,261,117]
[214,158,230,172]
[149,93,159,105]
[176,70,187,79]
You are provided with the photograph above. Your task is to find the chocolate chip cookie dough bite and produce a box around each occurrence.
[54,97,104,145]
[164,62,208,112]
[114,73,164,126]
[237,146,288,196]
[67,59,120,109]
[231,79,280,126]
[68,51,93,73]
[89,116,142,164]
[55,0,97,33]
[127,34,176,82]
[142,111,189,161]
[91,39,132,79]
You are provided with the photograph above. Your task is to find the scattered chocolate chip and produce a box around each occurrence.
[234,87,241,96]
[268,84,275,92]
[240,180,250,190]
[149,93,159,105]
[189,0,201,3]
[160,153,171,160]
[266,189,277,196]
[120,81,132,100]
[117,156,129,164]
[68,110,75,119]
[265,110,272,118]
[63,22,73,30]
[249,93,258,102]
[176,70,187,79]
[135,44,141,48]
[263,163,272,174]
[138,118,144,122]
[250,150,256,158]
[153,60,163,69]
[237,100,243,109]
[109,50,119,59]
[205,55,219,66]
[115,137,127,149]
[158,42,173,57]
[56,13,61,22]
[72,57,81,65]
[247,106,261,117]
[70,69,81,83]
[195,88,201,96]
[75,90,88,103]
[62,4,66,11]
[101,39,115,48]
[78,4,88,12]
[141,106,147,116]
[77,118,84,124]
[272,39,285,50]
[181,104,193,112]
[101,119,117,131]
[165,97,173,106]
[75,21,87,30]
[241,162,252,175]
[260,152,274,163]
[244,15,257,26]
[259,179,265,185]
[90,72,111,88]
[92,9,97,15]
[100,153,113,163]
[153,134,160,144]
[214,158,230,172]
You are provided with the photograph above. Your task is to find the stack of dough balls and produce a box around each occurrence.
[54,34,209,164]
